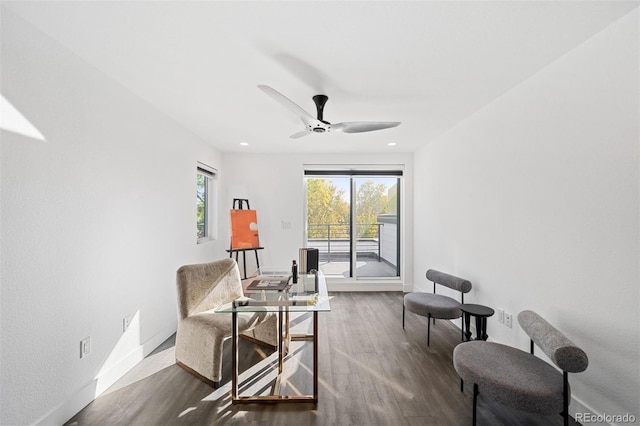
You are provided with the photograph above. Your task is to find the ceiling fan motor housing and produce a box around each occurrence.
[311,94,330,132]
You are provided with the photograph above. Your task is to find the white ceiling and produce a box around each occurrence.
[4,1,638,153]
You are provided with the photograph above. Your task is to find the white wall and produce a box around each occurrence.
[413,10,639,423]
[221,153,414,291]
[378,220,397,266]
[1,10,226,425]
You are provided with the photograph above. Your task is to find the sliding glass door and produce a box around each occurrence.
[354,176,399,277]
[305,170,401,279]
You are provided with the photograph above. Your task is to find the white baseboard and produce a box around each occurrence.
[34,322,176,426]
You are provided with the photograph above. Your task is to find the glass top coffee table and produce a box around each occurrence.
[215,269,330,404]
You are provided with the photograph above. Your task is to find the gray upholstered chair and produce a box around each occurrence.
[453,310,588,426]
[403,269,472,345]
[175,258,278,387]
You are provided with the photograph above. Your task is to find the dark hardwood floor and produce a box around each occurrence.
[65,292,580,425]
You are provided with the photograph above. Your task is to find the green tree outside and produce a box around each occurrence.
[355,180,389,238]
[306,178,349,238]
[197,174,206,238]
[306,178,397,239]
[386,184,397,214]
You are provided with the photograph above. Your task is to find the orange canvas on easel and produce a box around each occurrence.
[230,209,260,249]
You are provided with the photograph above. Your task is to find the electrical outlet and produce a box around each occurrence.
[80,337,91,358]
[497,308,504,324]
[123,315,133,332]
[505,312,513,328]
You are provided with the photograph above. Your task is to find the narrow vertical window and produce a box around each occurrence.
[197,163,217,242]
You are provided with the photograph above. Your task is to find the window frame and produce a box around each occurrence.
[197,163,217,244]
[303,168,403,280]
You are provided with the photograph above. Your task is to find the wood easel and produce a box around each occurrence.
[227,199,264,279]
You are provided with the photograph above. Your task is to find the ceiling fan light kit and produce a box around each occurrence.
[258,85,400,138]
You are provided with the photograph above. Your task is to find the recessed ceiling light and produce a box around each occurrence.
[387,142,397,146]
[239,142,249,146]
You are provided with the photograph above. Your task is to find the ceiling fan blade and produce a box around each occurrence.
[332,121,401,133]
[290,130,311,139]
[258,85,315,126]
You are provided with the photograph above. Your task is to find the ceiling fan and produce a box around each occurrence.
[258,85,400,138]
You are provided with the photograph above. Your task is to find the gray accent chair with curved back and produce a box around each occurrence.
[175,258,278,388]
[403,269,472,346]
[453,310,588,426]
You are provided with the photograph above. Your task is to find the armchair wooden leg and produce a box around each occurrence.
[472,383,479,426]
[176,360,218,388]
[563,371,569,426]
[402,305,405,329]
[427,314,431,346]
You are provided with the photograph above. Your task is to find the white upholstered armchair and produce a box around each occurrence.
[175,258,278,387]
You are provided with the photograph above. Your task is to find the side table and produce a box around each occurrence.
[460,303,495,341]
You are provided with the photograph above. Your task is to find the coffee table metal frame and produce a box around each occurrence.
[216,270,330,404]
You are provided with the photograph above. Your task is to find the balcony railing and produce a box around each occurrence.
[307,223,382,262]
